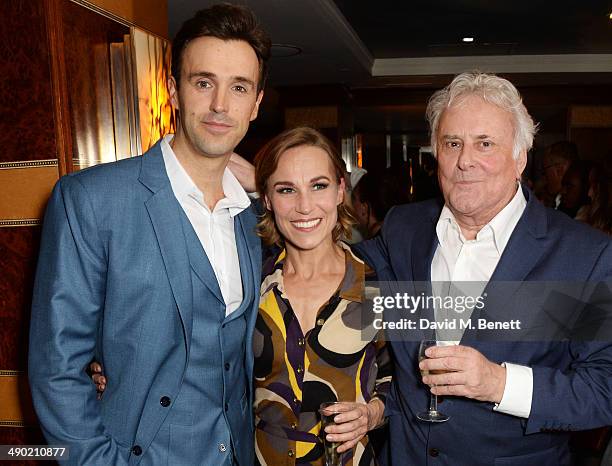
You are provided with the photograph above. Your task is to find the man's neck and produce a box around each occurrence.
[170,133,229,210]
[451,187,519,241]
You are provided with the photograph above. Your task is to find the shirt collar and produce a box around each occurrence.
[436,184,527,254]
[160,134,251,217]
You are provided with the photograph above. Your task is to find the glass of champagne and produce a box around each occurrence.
[319,401,342,466]
[417,339,450,422]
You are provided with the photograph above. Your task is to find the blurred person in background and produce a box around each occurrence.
[577,159,612,235]
[351,169,412,239]
[537,141,579,208]
[559,160,591,219]
[345,167,368,243]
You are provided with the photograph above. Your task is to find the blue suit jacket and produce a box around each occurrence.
[355,187,612,466]
[29,142,261,465]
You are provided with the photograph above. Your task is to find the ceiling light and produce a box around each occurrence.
[609,12,612,19]
[270,44,302,57]
[462,37,474,43]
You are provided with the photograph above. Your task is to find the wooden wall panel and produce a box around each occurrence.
[0,372,37,426]
[0,163,59,222]
[84,0,168,38]
[570,106,612,128]
[0,0,57,163]
[62,0,130,169]
[0,227,41,370]
[285,106,339,129]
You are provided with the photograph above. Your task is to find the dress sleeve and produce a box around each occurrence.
[371,332,393,404]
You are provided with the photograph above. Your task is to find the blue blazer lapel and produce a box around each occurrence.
[490,186,549,282]
[225,204,261,323]
[139,144,193,351]
[240,204,262,297]
[232,204,261,404]
[180,214,224,305]
[411,219,438,283]
[410,208,439,337]
[465,186,551,341]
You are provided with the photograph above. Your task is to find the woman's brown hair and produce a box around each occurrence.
[254,126,355,247]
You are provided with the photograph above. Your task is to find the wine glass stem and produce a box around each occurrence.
[429,392,438,413]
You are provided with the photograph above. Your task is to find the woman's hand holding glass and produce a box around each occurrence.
[322,398,385,453]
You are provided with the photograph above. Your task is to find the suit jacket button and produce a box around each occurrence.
[160,396,171,407]
[225,403,229,412]
[224,363,230,371]
[428,448,439,457]
[132,445,142,456]
[219,443,227,452]
[288,449,294,457]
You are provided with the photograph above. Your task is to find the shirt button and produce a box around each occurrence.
[224,363,230,371]
[316,318,325,326]
[293,397,299,405]
[219,443,227,452]
[288,450,294,457]
[132,445,142,456]
[160,396,171,407]
[297,337,305,347]
[291,422,297,429]
[429,448,440,457]
[296,365,303,374]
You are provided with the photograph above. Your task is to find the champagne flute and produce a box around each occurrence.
[319,402,342,466]
[417,339,450,422]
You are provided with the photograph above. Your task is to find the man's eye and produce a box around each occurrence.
[446,141,461,149]
[480,141,494,148]
[313,183,329,191]
[233,85,247,93]
[196,80,212,89]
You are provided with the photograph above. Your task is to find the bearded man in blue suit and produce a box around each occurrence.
[29,5,270,465]
[355,72,612,465]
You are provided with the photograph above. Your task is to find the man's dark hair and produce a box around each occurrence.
[172,3,271,91]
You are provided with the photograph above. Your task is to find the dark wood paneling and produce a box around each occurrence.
[0,227,40,370]
[0,0,56,163]
[62,0,129,169]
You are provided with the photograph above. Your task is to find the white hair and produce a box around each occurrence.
[426,71,538,159]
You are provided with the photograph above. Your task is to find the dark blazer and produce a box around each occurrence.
[29,142,261,465]
[354,186,612,466]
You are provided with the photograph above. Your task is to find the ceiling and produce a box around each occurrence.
[167,0,612,87]
[334,0,612,58]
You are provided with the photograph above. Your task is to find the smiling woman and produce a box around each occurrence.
[251,127,391,466]
[254,127,353,248]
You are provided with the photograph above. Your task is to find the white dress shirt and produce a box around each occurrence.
[161,135,251,316]
[431,184,533,418]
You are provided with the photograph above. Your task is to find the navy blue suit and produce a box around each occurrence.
[355,187,612,466]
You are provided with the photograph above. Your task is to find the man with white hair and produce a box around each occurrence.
[355,71,612,465]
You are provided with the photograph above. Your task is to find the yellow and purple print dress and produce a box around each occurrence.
[253,244,391,465]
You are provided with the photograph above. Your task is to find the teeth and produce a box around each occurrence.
[293,219,321,228]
